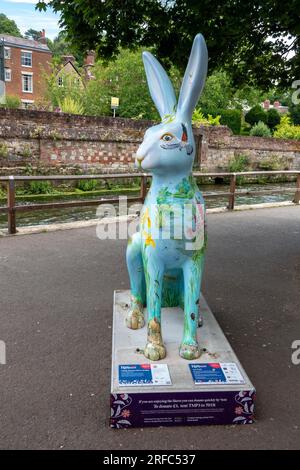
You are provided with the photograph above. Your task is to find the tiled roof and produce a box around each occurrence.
[0,34,51,52]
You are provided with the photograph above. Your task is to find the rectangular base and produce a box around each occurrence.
[110,290,255,428]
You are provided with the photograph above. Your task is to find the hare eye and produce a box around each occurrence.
[161,133,174,142]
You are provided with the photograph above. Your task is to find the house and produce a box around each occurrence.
[56,54,82,88]
[262,100,288,114]
[55,51,95,87]
[0,31,52,108]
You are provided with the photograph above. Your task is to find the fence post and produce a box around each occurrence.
[7,176,16,234]
[293,173,300,204]
[228,174,236,210]
[140,174,148,203]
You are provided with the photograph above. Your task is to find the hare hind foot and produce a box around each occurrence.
[125,298,145,330]
[179,342,201,360]
[144,342,166,361]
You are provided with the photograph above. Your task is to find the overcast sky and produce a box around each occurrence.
[1,0,60,39]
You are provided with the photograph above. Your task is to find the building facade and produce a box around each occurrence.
[0,33,52,108]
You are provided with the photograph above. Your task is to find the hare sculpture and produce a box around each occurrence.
[126,34,208,361]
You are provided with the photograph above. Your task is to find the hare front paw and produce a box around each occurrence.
[125,298,145,330]
[144,342,166,361]
[179,341,201,360]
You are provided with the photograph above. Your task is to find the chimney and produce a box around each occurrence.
[38,29,47,45]
[83,51,95,80]
[263,99,270,110]
[84,51,95,67]
[62,54,75,64]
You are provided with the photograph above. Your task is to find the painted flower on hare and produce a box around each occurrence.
[143,231,156,248]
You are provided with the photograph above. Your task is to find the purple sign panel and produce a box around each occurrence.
[110,389,256,428]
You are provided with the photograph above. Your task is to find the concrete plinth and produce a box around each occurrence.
[110,290,255,428]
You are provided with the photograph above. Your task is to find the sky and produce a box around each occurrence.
[0,0,60,39]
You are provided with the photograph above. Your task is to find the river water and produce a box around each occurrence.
[0,182,296,230]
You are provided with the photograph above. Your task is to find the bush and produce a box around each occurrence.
[58,96,84,115]
[245,105,267,126]
[2,95,21,109]
[257,155,282,171]
[250,121,272,137]
[228,154,250,173]
[219,109,242,134]
[192,108,221,127]
[266,108,281,130]
[27,181,54,194]
[0,186,5,198]
[0,142,8,158]
[274,115,300,140]
[289,105,300,125]
[77,179,98,191]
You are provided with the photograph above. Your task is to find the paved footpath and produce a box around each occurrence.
[0,206,299,450]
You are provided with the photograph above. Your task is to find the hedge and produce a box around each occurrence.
[245,105,267,126]
[219,109,242,134]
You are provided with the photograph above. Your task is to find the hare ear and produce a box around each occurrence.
[177,34,208,121]
[142,51,177,120]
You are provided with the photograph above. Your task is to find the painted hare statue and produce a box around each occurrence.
[126,34,208,361]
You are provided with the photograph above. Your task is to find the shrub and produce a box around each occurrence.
[0,186,5,198]
[289,105,300,125]
[250,121,272,137]
[228,154,250,173]
[77,179,98,191]
[192,108,221,127]
[219,109,242,134]
[27,181,54,194]
[2,95,21,109]
[0,142,8,158]
[274,115,300,140]
[266,108,281,130]
[21,145,32,158]
[58,96,84,115]
[257,155,282,171]
[245,105,267,126]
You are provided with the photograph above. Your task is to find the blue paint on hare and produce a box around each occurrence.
[126,34,208,361]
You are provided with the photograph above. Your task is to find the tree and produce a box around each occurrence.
[37,0,300,89]
[47,32,84,64]
[289,105,300,125]
[83,48,174,119]
[266,108,281,130]
[198,71,233,115]
[24,29,41,41]
[245,105,267,126]
[0,13,22,37]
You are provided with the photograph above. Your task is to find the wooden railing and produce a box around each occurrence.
[0,171,299,234]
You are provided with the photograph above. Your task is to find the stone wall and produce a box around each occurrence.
[196,126,300,172]
[0,109,299,175]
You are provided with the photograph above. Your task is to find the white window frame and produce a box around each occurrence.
[21,50,32,67]
[4,68,11,81]
[4,47,11,59]
[21,99,34,109]
[21,72,33,93]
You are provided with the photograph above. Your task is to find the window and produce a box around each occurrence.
[4,69,11,81]
[57,76,63,87]
[4,47,11,59]
[21,100,34,109]
[21,51,32,67]
[22,73,33,93]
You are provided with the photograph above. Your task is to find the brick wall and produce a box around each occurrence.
[4,48,52,104]
[0,109,299,175]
